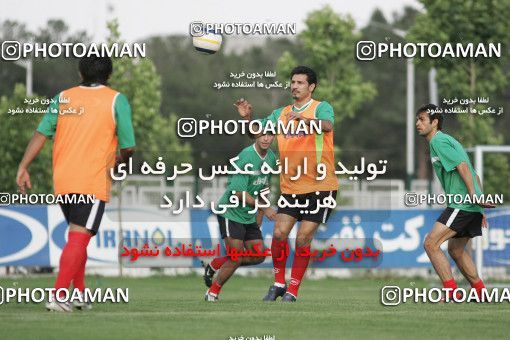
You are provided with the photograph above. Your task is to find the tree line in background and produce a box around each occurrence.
[1,2,509,198]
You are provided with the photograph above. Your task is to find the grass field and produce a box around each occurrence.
[1,274,510,340]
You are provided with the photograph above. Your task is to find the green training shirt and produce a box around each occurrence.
[217,144,277,224]
[430,131,483,213]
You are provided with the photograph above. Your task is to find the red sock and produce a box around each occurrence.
[54,231,91,297]
[286,245,311,297]
[271,238,288,285]
[443,278,458,299]
[471,279,486,298]
[208,281,222,296]
[73,249,88,292]
[210,256,229,271]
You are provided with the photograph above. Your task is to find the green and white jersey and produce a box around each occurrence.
[217,144,277,224]
[429,131,483,213]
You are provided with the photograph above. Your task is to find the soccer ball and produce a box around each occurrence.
[193,30,222,54]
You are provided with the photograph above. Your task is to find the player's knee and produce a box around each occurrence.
[423,236,438,252]
[273,228,286,241]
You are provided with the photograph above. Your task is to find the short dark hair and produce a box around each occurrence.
[290,65,317,88]
[416,103,443,130]
[79,56,113,85]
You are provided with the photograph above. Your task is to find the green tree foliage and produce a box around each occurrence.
[107,19,192,168]
[145,34,303,168]
[338,8,425,179]
[0,19,192,193]
[0,19,91,97]
[409,0,510,196]
[277,6,377,128]
[3,5,508,187]
[0,84,52,192]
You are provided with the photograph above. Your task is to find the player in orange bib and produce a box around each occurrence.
[16,56,135,312]
[234,66,339,301]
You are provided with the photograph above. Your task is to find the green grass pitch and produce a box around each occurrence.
[1,275,509,339]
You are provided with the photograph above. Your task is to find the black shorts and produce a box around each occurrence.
[277,190,337,223]
[437,207,483,238]
[217,215,262,241]
[59,194,106,235]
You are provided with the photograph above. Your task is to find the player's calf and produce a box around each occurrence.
[204,257,241,300]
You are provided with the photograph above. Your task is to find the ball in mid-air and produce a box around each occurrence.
[193,31,222,54]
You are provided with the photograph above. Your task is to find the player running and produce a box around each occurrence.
[16,56,136,312]
[416,104,495,301]
[234,66,338,302]
[204,133,278,301]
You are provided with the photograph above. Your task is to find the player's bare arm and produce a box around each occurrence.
[234,98,252,120]
[16,131,48,194]
[116,147,136,168]
[234,98,258,139]
[457,161,496,209]
[475,174,490,227]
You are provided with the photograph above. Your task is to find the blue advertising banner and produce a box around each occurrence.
[1,206,509,268]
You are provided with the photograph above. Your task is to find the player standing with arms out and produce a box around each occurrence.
[16,56,136,312]
[204,133,278,301]
[234,66,338,302]
[416,104,495,300]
